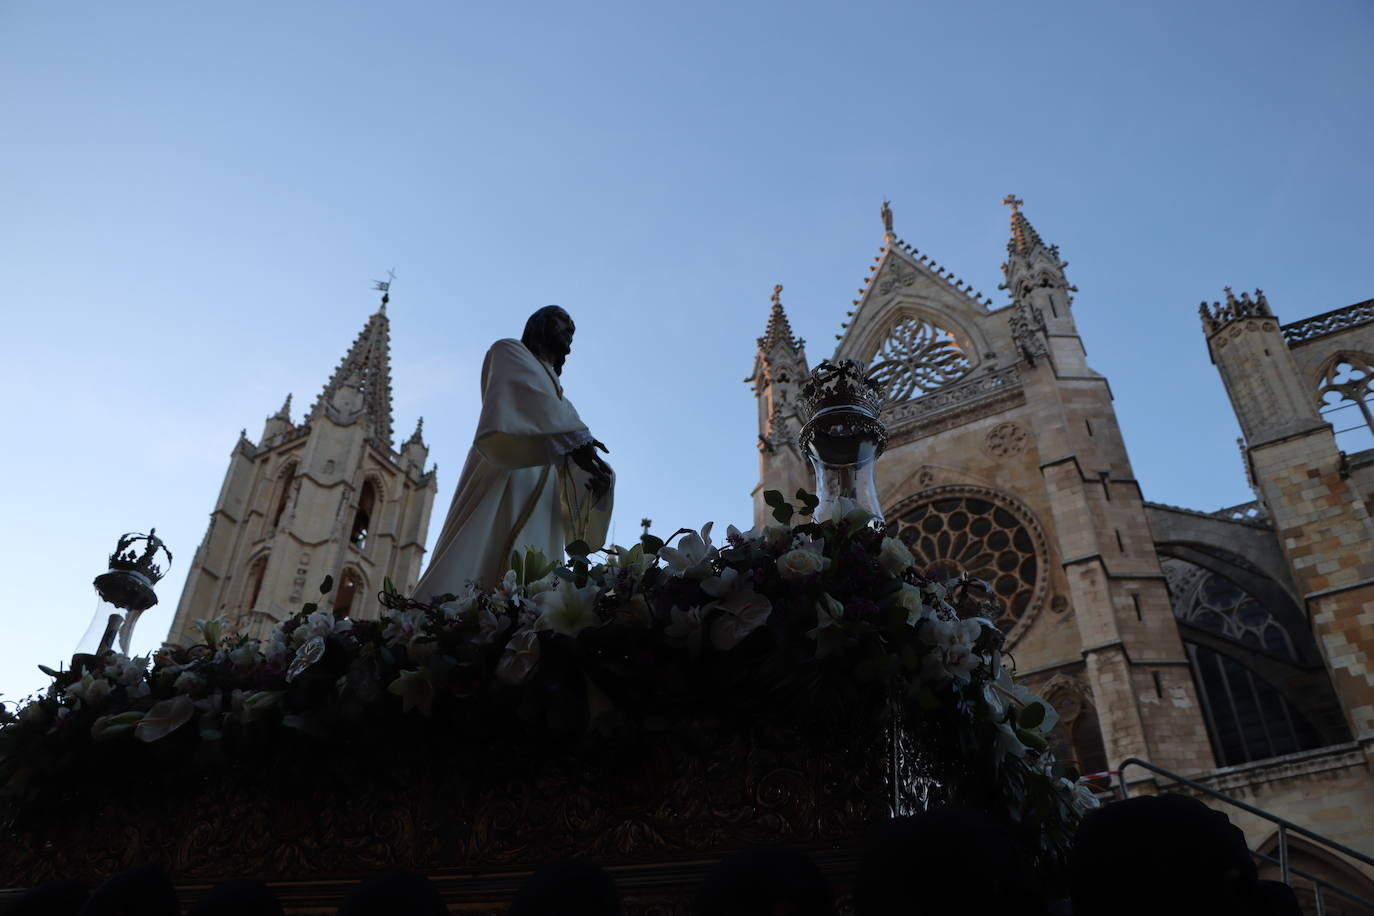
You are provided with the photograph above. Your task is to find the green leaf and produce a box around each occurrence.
[771,503,794,525]
[383,576,397,596]
[763,489,786,508]
[565,540,592,559]
[134,695,195,743]
[1019,701,1046,729]
[510,550,524,584]
[640,534,664,555]
[319,575,334,595]
[301,602,318,615]
[795,489,820,513]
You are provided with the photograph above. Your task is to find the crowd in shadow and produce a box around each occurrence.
[9,795,1306,915]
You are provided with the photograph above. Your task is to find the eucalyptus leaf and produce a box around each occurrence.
[763,489,786,508]
[319,575,334,595]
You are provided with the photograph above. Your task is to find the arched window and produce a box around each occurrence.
[271,461,297,530]
[1161,556,1340,765]
[334,569,362,619]
[1318,355,1374,454]
[1045,686,1111,786]
[244,555,269,614]
[349,479,377,551]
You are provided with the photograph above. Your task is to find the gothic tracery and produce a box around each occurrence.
[1317,355,1374,450]
[866,315,973,403]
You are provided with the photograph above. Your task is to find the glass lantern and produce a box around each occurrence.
[798,360,888,524]
[74,530,171,667]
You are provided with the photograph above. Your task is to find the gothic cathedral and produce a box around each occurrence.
[166,298,437,645]
[750,201,1374,893]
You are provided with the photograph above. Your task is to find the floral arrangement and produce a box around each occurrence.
[0,492,1096,868]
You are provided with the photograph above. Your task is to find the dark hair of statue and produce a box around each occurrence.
[522,305,570,375]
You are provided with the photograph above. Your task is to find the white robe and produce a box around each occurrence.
[414,339,614,599]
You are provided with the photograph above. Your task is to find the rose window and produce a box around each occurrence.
[867,316,973,403]
[891,489,1046,638]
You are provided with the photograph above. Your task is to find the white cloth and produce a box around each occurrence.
[414,339,614,599]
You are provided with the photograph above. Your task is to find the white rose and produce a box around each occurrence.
[776,544,827,582]
[65,674,113,707]
[878,537,915,577]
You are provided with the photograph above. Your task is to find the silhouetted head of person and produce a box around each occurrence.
[1255,880,1302,916]
[522,305,575,375]
[188,878,283,916]
[11,879,88,916]
[855,807,1046,916]
[80,865,178,916]
[509,862,621,916]
[693,847,836,916]
[336,872,446,916]
[1070,794,1259,916]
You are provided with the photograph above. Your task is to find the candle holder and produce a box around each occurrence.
[798,360,888,524]
[74,530,172,665]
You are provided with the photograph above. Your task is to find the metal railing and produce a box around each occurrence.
[1118,757,1374,915]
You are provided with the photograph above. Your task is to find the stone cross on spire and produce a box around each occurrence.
[1002,194,1024,213]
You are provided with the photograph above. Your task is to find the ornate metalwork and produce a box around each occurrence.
[866,316,972,403]
[1281,297,1374,344]
[798,359,885,420]
[0,715,895,912]
[891,488,1048,641]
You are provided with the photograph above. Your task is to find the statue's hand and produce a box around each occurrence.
[570,443,613,501]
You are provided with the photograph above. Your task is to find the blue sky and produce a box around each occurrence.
[2,0,1370,704]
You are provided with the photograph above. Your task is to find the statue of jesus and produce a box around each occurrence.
[414,306,614,598]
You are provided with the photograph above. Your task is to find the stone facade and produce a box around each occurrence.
[166,299,437,645]
[751,202,1374,889]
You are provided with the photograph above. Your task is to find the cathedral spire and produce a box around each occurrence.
[999,195,1072,307]
[759,284,802,354]
[311,303,395,446]
[1003,194,1047,257]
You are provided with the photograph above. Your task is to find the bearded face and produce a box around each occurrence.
[521,306,575,374]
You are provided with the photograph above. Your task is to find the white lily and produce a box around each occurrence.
[534,580,602,638]
[659,523,715,578]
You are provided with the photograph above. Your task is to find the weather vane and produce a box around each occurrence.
[372,268,398,307]
[771,284,784,306]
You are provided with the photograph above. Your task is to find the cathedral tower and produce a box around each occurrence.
[166,295,438,644]
[1203,291,1374,741]
[748,285,812,523]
